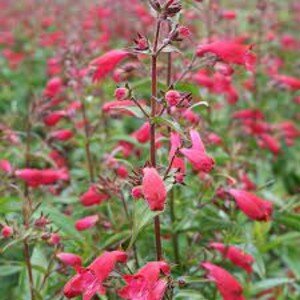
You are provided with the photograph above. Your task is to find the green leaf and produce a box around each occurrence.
[128,201,161,248]
[153,116,184,136]
[174,290,208,300]
[0,265,22,276]
[251,278,295,294]
[274,212,300,231]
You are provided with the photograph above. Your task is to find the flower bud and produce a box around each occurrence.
[165,90,181,106]
[1,225,13,238]
[114,87,129,101]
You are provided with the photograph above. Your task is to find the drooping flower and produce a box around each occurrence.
[43,111,66,126]
[197,40,256,72]
[15,168,69,187]
[118,261,170,300]
[50,129,74,141]
[258,133,281,155]
[89,49,129,82]
[169,132,185,183]
[80,185,109,207]
[201,262,245,300]
[272,74,300,91]
[133,122,151,143]
[180,130,214,173]
[75,215,99,231]
[43,77,63,98]
[0,159,12,174]
[64,251,127,299]
[56,253,82,269]
[228,188,273,221]
[210,243,254,273]
[142,167,167,211]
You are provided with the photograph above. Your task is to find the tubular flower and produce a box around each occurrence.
[43,110,66,126]
[258,133,281,155]
[64,251,127,299]
[180,130,214,173]
[89,49,129,82]
[0,159,12,174]
[201,262,245,300]
[50,129,74,141]
[228,188,273,221]
[197,40,256,72]
[43,77,63,98]
[80,185,109,207]
[142,167,167,211]
[272,74,300,91]
[210,242,254,273]
[133,122,151,143]
[169,132,185,182]
[15,168,69,187]
[56,253,82,269]
[75,215,99,231]
[118,261,170,300]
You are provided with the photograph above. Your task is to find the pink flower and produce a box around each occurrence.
[232,109,264,120]
[1,225,13,238]
[44,77,63,98]
[169,132,185,182]
[131,186,143,199]
[56,253,82,269]
[142,167,167,211]
[197,40,256,72]
[64,251,127,299]
[0,159,12,174]
[115,87,129,101]
[116,165,128,178]
[210,242,254,273]
[49,233,61,245]
[272,74,300,91]
[133,122,151,143]
[89,50,129,82]
[118,261,170,300]
[201,262,245,300]
[43,111,66,126]
[165,90,181,106]
[228,188,273,221]
[80,185,109,207]
[180,130,214,173]
[207,133,223,145]
[50,129,74,141]
[258,133,281,155]
[15,168,69,187]
[75,215,99,231]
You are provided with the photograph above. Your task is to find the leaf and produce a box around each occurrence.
[100,230,131,250]
[115,105,150,119]
[128,200,161,248]
[41,206,83,243]
[174,290,208,300]
[251,278,295,294]
[0,265,22,276]
[161,45,183,54]
[153,116,184,136]
[274,211,300,231]
[190,101,209,109]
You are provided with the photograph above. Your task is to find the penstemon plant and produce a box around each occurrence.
[0,0,300,300]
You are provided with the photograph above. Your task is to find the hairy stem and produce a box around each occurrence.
[23,109,35,300]
[80,97,95,182]
[151,17,163,261]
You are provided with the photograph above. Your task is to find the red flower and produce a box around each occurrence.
[201,262,245,300]
[64,251,127,299]
[15,168,69,187]
[210,242,254,273]
[75,215,99,231]
[258,133,281,155]
[0,159,12,174]
[197,40,256,72]
[272,74,300,91]
[43,111,66,126]
[50,129,74,141]
[80,185,109,207]
[180,130,214,173]
[232,109,264,120]
[89,49,129,82]
[56,253,82,269]
[165,90,181,106]
[131,186,143,199]
[133,122,151,143]
[118,261,170,300]
[44,77,63,98]
[1,225,13,238]
[228,188,273,221]
[142,167,167,211]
